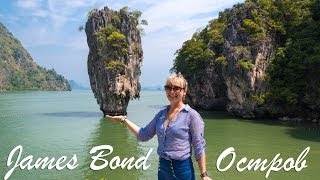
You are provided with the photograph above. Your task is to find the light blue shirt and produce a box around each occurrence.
[137,104,206,160]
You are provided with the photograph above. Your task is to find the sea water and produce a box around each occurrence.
[0,91,319,180]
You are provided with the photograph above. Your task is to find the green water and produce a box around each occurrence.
[0,91,319,180]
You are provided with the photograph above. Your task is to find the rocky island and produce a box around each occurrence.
[172,0,320,122]
[85,6,144,116]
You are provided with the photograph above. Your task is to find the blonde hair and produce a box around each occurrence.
[165,72,188,91]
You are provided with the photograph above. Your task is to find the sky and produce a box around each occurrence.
[0,0,244,87]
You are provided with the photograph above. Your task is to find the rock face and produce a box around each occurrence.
[186,64,228,111]
[0,22,70,91]
[179,0,320,121]
[85,7,143,116]
[221,6,276,118]
[184,4,275,118]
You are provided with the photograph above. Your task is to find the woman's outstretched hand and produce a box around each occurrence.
[106,115,126,123]
[106,115,140,136]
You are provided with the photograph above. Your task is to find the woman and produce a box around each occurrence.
[107,73,212,180]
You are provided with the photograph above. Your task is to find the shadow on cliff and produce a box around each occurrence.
[285,126,320,143]
[199,110,236,120]
[200,110,320,142]
[237,117,320,143]
[42,111,102,118]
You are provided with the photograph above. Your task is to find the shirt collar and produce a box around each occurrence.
[182,104,190,112]
[165,104,190,112]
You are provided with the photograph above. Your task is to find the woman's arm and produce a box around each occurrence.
[197,154,212,180]
[106,113,158,142]
[189,110,212,180]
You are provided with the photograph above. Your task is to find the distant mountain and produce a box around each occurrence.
[141,85,163,91]
[69,80,90,90]
[0,22,70,91]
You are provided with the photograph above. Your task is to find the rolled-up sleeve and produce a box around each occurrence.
[189,110,206,160]
[137,111,161,142]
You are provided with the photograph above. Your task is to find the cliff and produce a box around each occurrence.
[0,22,71,91]
[85,6,143,116]
[221,3,276,118]
[172,0,320,121]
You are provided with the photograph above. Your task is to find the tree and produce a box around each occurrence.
[172,38,214,76]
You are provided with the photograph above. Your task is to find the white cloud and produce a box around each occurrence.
[64,0,91,8]
[142,0,240,34]
[15,0,48,18]
[12,0,101,46]
[16,0,42,9]
[19,25,57,47]
[32,9,49,17]
[65,34,88,50]
[13,0,240,47]
[7,0,245,86]
[134,0,244,85]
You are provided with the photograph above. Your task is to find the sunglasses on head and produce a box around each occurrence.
[164,85,185,92]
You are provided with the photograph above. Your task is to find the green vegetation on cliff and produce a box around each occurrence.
[266,0,320,115]
[0,22,70,91]
[92,7,147,72]
[172,0,320,118]
[172,16,226,76]
[97,24,127,59]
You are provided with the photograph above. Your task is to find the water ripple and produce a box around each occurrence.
[42,111,102,118]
